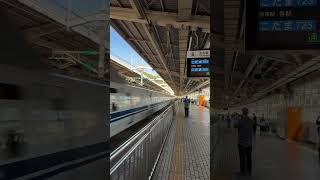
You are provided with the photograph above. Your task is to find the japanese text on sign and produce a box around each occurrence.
[259,20,317,32]
[191,68,209,72]
[191,59,209,65]
[260,0,318,7]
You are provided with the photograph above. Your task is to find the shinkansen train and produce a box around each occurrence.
[0,65,173,180]
[1,10,108,179]
[0,63,109,180]
[110,81,174,137]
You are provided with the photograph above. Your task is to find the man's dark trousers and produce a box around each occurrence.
[238,144,252,175]
[185,108,189,117]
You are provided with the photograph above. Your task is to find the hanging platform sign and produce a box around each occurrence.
[186,50,210,77]
[246,0,320,50]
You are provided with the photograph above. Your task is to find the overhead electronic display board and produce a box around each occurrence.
[186,50,210,78]
[246,0,320,50]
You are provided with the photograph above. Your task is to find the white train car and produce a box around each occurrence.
[0,11,109,179]
[110,81,174,137]
[0,66,109,180]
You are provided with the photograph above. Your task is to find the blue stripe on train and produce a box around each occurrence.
[0,101,171,179]
[110,101,168,123]
[110,108,148,123]
[0,142,108,179]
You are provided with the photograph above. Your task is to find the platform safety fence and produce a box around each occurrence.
[110,101,176,180]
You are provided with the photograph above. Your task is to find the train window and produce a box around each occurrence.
[110,88,117,93]
[0,83,22,100]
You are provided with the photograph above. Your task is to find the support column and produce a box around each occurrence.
[98,23,107,78]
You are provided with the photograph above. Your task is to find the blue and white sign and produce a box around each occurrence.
[191,68,209,72]
[246,0,320,50]
[259,20,317,32]
[260,0,318,7]
[191,59,209,65]
[187,50,210,77]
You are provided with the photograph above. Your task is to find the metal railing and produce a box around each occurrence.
[110,102,175,180]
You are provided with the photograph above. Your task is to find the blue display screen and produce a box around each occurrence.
[191,68,209,72]
[187,58,210,77]
[260,20,317,32]
[260,0,318,7]
[191,59,209,65]
[246,0,320,50]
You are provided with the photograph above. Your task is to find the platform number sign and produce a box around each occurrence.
[245,0,320,50]
[186,50,210,78]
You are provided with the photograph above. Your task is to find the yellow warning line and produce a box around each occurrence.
[169,103,185,180]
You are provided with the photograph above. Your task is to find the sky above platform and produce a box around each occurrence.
[110,27,156,74]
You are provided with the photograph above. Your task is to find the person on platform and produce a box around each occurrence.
[260,114,266,137]
[183,96,190,117]
[234,107,253,176]
[253,113,257,136]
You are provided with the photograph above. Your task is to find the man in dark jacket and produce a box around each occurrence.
[234,107,253,176]
[183,96,190,117]
[253,113,257,136]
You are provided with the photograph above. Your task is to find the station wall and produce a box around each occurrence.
[188,87,210,107]
[230,71,320,143]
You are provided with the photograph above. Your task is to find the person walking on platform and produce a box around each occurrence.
[253,113,257,136]
[234,107,253,176]
[183,96,190,117]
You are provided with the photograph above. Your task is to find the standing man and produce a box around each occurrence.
[234,107,253,176]
[260,114,266,137]
[184,96,190,117]
[253,113,257,136]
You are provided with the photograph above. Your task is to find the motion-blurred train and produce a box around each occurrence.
[0,64,109,180]
[0,11,109,179]
[0,65,173,180]
[110,81,173,137]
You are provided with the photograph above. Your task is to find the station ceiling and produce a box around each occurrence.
[0,0,108,81]
[110,0,210,95]
[3,0,320,107]
[110,58,169,92]
[212,0,320,108]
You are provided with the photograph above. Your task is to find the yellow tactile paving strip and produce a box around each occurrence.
[169,104,185,180]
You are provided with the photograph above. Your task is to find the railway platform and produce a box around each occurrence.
[212,127,320,180]
[152,103,210,180]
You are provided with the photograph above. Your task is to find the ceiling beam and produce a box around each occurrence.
[110,7,209,32]
[261,55,297,64]
[178,0,193,94]
[242,56,320,106]
[126,0,176,91]
[179,29,189,94]
[66,13,109,27]
[214,66,244,79]
[177,0,193,21]
[154,68,180,77]
[23,23,63,39]
[233,56,259,96]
